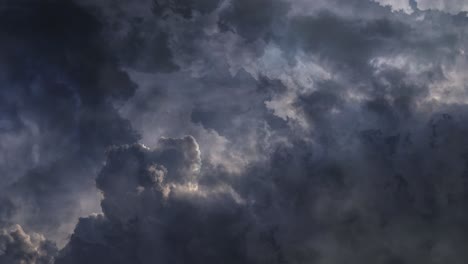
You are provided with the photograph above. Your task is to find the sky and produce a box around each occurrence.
[1,0,468,263]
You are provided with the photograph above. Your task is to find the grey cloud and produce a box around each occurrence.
[79,0,180,73]
[218,0,289,41]
[377,0,468,13]
[153,0,221,18]
[286,12,409,71]
[56,136,266,264]
[95,136,201,225]
[0,0,140,245]
[0,225,57,264]
[119,67,291,177]
[4,0,468,263]
[56,114,468,263]
[109,0,468,262]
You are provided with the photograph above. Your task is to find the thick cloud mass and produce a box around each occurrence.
[0,0,139,245]
[3,0,468,263]
[0,225,57,264]
[56,137,257,264]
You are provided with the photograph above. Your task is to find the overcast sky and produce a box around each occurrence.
[1,0,468,263]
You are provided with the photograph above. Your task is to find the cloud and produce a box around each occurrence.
[55,136,265,264]
[417,0,468,13]
[373,0,415,13]
[218,0,289,41]
[375,0,468,13]
[0,0,140,245]
[56,114,468,263]
[0,225,57,264]
[3,0,468,263]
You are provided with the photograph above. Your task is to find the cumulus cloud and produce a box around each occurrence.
[55,136,261,264]
[0,225,57,264]
[57,121,468,264]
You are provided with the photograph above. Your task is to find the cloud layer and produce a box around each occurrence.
[2,0,468,263]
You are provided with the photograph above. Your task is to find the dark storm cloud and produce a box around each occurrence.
[285,12,408,74]
[153,0,221,19]
[4,0,468,263]
[218,0,289,41]
[55,137,261,264]
[56,115,468,263]
[0,0,140,244]
[79,0,181,73]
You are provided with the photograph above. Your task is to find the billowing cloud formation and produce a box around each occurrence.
[3,0,468,263]
[56,137,258,264]
[57,124,468,263]
[0,225,57,264]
